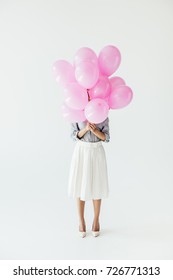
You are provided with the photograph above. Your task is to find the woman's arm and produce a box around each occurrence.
[89,124,106,141]
[92,128,106,141]
[89,118,110,142]
[71,122,90,140]
[71,121,108,141]
[77,127,88,138]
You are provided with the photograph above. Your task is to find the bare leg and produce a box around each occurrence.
[92,199,101,231]
[76,198,86,232]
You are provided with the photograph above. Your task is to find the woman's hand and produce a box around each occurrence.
[85,121,106,141]
[90,122,106,141]
[89,123,97,132]
[86,122,90,131]
[78,122,97,139]
[85,122,96,132]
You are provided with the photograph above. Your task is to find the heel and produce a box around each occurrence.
[79,223,86,238]
[79,231,86,238]
[92,230,100,237]
[92,222,100,237]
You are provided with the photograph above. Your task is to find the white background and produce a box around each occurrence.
[0,0,173,259]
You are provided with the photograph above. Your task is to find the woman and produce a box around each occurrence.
[68,94,110,238]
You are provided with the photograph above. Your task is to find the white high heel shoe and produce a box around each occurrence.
[79,223,86,238]
[92,222,100,237]
[92,230,100,237]
[79,231,86,238]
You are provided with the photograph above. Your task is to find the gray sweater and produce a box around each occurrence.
[70,117,110,143]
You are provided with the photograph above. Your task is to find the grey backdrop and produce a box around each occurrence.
[0,0,173,259]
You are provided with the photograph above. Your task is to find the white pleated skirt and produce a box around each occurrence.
[68,140,109,201]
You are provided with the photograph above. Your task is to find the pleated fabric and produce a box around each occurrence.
[68,140,109,201]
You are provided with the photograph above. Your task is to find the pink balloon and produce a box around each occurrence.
[52,60,76,87]
[103,96,110,109]
[74,47,98,66]
[110,76,125,90]
[98,45,121,76]
[108,85,133,109]
[84,98,109,124]
[64,82,88,110]
[89,75,111,99]
[75,60,99,89]
[61,103,86,122]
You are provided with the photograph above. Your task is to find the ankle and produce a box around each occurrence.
[79,218,85,225]
[79,221,86,232]
[92,218,99,230]
[93,218,99,224]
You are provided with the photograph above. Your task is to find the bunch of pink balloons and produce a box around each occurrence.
[53,45,133,124]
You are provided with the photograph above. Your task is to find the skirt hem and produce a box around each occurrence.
[68,193,109,201]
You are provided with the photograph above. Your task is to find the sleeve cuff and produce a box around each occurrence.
[75,131,80,140]
[103,133,110,143]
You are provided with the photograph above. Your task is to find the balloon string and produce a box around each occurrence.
[87,89,90,101]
